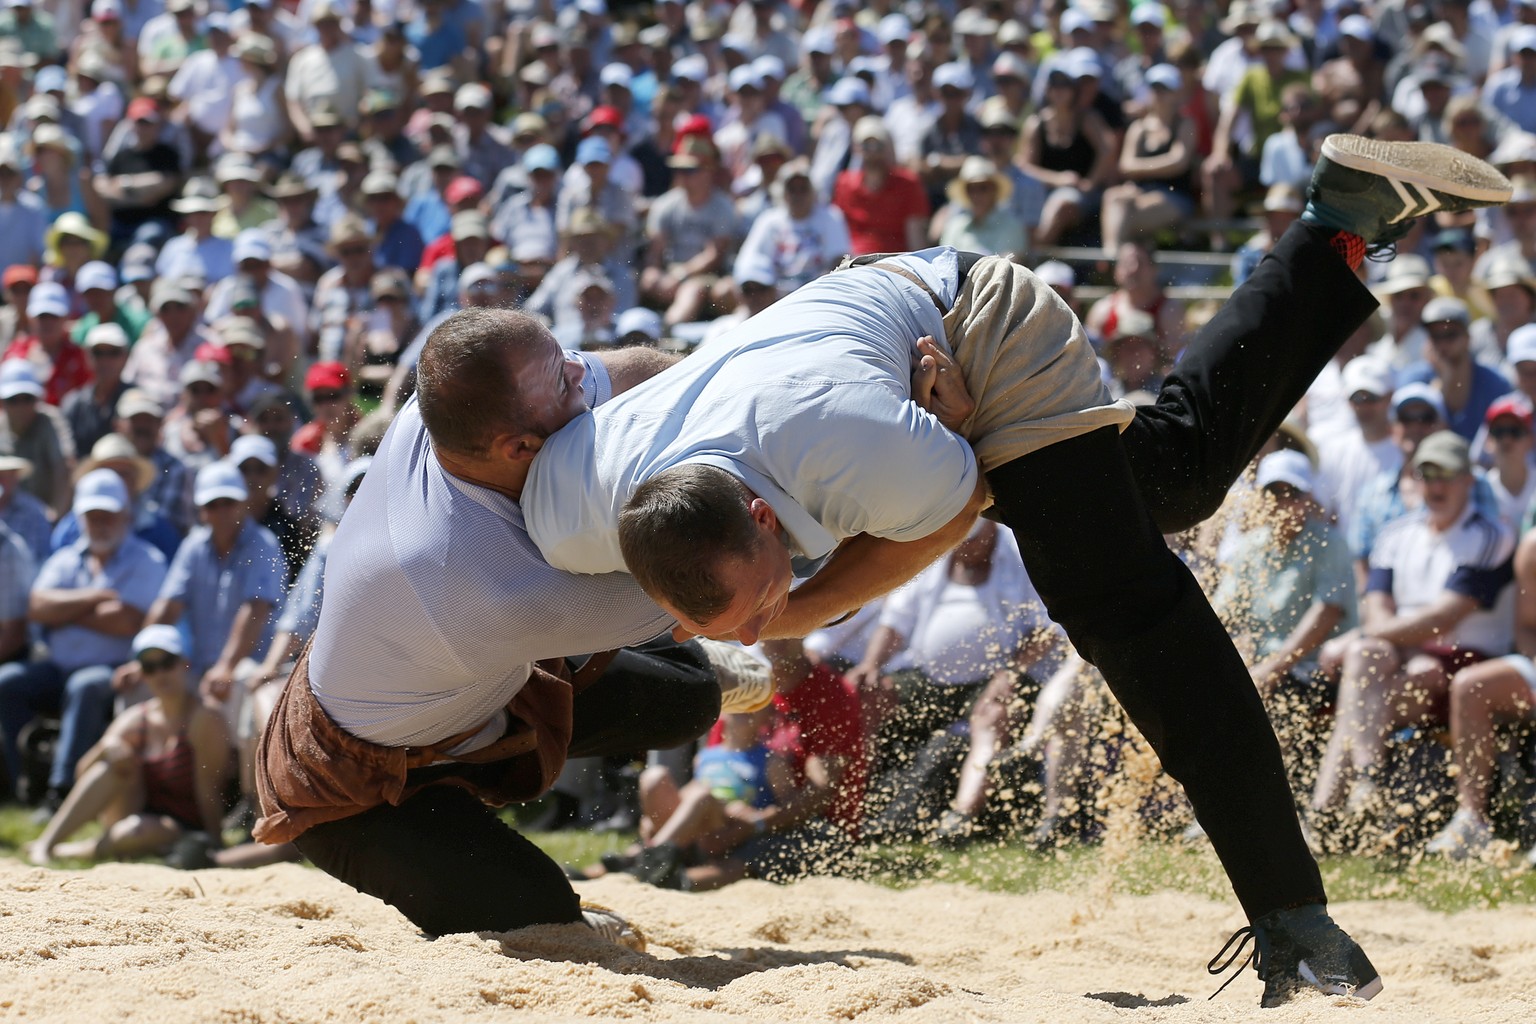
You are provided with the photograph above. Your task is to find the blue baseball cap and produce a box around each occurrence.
[576,136,612,165]
[523,143,560,173]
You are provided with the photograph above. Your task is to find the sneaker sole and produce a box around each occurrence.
[1298,959,1384,1002]
[1321,135,1513,211]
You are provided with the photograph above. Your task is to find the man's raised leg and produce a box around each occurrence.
[1122,135,1512,532]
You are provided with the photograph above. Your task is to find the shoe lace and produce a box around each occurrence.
[1206,925,1261,1000]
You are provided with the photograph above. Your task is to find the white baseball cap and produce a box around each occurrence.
[132,624,184,659]
[1340,357,1394,399]
[1033,260,1076,288]
[73,466,129,516]
[85,322,129,350]
[0,358,44,400]
[1508,323,1536,364]
[76,260,118,293]
[233,228,273,263]
[933,62,975,93]
[26,281,69,319]
[1256,449,1314,494]
[229,433,279,468]
[599,62,633,89]
[615,307,662,341]
[194,459,249,506]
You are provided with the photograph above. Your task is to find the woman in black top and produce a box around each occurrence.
[1018,69,1116,248]
[1100,65,1198,257]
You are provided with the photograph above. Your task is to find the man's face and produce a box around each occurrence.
[1349,389,1390,429]
[1394,402,1442,450]
[121,411,162,453]
[199,496,246,535]
[666,521,794,646]
[2,394,38,432]
[1390,286,1433,324]
[1426,317,1470,365]
[509,331,589,438]
[34,312,65,343]
[1489,414,1533,458]
[237,457,277,499]
[81,508,127,553]
[1415,463,1473,521]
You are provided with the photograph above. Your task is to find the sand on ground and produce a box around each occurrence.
[1,859,1533,1024]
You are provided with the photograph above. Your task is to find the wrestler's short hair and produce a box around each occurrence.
[417,307,548,456]
[619,464,761,624]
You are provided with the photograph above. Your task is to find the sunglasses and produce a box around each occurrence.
[1490,424,1529,440]
[1413,464,1462,483]
[186,382,219,395]
[1264,483,1303,501]
[137,653,179,674]
[89,347,125,358]
[336,244,370,257]
[1427,325,1467,342]
[1348,391,1386,404]
[310,389,347,404]
[1397,411,1438,425]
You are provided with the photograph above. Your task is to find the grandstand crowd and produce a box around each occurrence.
[3,0,1536,885]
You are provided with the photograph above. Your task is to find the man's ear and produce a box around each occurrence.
[747,496,779,536]
[493,431,545,463]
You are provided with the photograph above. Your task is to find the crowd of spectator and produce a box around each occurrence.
[3,0,1536,884]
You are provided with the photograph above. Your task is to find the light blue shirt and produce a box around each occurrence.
[1484,69,1536,134]
[158,519,287,678]
[33,535,167,673]
[1,488,52,565]
[307,355,676,751]
[0,520,33,621]
[524,247,981,580]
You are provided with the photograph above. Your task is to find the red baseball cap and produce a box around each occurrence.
[127,96,160,122]
[2,265,38,289]
[674,113,714,143]
[1486,394,1534,427]
[194,341,232,365]
[583,105,625,133]
[305,361,350,393]
[444,175,484,205]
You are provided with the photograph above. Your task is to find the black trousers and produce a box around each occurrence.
[987,223,1377,921]
[292,638,719,937]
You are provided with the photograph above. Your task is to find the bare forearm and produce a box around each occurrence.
[765,492,985,639]
[1269,603,1345,670]
[217,601,272,670]
[28,589,110,626]
[1363,599,1476,648]
[596,346,680,396]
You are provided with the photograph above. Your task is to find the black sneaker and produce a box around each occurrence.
[1301,134,1512,246]
[1208,903,1383,1008]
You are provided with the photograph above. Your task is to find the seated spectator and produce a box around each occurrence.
[122,278,216,410]
[123,461,286,735]
[1314,357,1400,541]
[933,156,1028,257]
[1315,432,1516,824]
[114,388,193,536]
[621,639,864,890]
[0,360,72,516]
[416,175,486,276]
[220,33,289,161]
[291,361,361,508]
[847,521,1057,840]
[260,172,329,285]
[1424,525,1536,860]
[69,260,148,347]
[347,270,417,391]
[51,432,182,560]
[613,308,664,349]
[27,625,231,865]
[211,154,276,240]
[245,390,325,526]
[1481,396,1536,530]
[490,143,560,263]
[4,280,89,406]
[311,214,378,364]
[157,177,235,282]
[1099,64,1198,257]
[209,318,280,416]
[0,138,47,277]
[553,270,619,351]
[1428,228,1491,323]
[0,514,32,666]
[94,95,181,247]
[203,230,309,354]
[916,62,984,211]
[525,209,620,334]
[1211,451,1356,785]
[832,116,929,256]
[1099,309,1167,402]
[1085,240,1187,357]
[160,360,234,473]
[641,138,739,327]
[1471,251,1536,370]
[60,323,130,455]
[1365,255,1435,372]
[0,469,165,810]
[1018,65,1114,249]
[699,259,779,349]
[0,441,49,563]
[359,170,423,274]
[230,433,309,588]
[417,209,492,322]
[1399,297,1514,441]
[0,266,39,352]
[734,157,849,294]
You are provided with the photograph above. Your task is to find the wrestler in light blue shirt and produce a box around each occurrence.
[307,353,675,752]
[523,247,980,579]
[33,535,167,673]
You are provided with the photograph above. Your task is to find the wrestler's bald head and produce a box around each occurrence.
[418,307,551,456]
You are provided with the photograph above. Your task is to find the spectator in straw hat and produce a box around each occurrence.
[934,156,1027,257]
[211,153,276,239]
[157,177,235,282]
[1366,254,1437,371]
[359,88,420,173]
[260,172,328,283]
[1428,228,1491,323]
[1233,183,1304,286]
[160,359,234,473]
[418,208,493,320]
